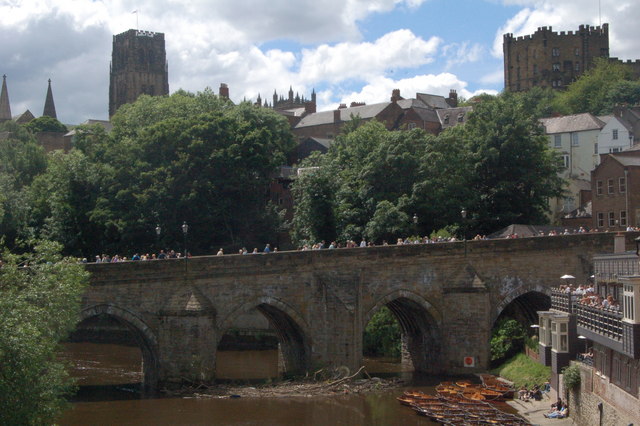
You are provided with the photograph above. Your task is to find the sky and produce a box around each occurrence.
[1,0,639,124]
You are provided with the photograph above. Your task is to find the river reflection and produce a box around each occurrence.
[57,343,445,425]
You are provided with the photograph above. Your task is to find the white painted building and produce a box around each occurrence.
[596,115,634,157]
[540,113,605,220]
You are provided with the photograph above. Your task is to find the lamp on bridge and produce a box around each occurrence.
[155,224,161,252]
[413,213,418,237]
[182,221,189,273]
[460,208,467,240]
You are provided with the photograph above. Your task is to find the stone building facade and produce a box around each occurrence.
[109,29,169,117]
[504,24,610,92]
[504,23,640,92]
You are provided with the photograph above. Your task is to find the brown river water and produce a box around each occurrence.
[56,343,512,425]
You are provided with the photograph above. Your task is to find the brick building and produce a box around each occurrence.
[109,29,169,118]
[591,150,640,230]
[288,88,463,150]
[504,23,640,92]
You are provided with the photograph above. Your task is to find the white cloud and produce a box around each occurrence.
[442,42,484,70]
[326,73,485,110]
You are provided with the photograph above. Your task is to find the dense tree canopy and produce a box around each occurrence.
[24,116,68,134]
[1,90,296,256]
[0,240,88,424]
[291,93,564,244]
[553,58,640,115]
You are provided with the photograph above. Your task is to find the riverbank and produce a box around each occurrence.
[507,387,574,425]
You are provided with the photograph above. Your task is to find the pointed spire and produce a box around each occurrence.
[0,74,11,122]
[43,78,57,119]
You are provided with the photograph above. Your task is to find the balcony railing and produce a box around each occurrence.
[551,289,572,313]
[574,303,623,341]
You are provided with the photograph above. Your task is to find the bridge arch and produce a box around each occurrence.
[219,296,311,375]
[364,290,443,373]
[78,304,160,393]
[492,282,551,326]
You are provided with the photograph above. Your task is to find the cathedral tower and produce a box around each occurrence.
[109,29,169,117]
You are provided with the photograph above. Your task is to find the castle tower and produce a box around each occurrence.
[0,75,11,122]
[503,24,610,92]
[109,29,169,117]
[43,79,57,119]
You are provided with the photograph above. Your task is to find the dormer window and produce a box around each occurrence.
[443,114,450,125]
[457,113,464,123]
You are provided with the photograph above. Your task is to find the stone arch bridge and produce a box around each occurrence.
[79,232,632,391]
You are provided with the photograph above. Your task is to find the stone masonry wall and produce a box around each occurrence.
[83,232,637,388]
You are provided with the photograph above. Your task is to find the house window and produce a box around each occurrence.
[553,63,560,71]
[443,114,450,125]
[608,178,614,194]
[554,134,562,147]
[610,147,621,153]
[608,211,616,227]
[620,210,627,226]
[596,180,603,195]
[533,64,538,75]
[562,154,570,168]
[619,177,626,193]
[407,122,416,130]
[575,48,580,56]
[457,113,464,123]
[594,143,598,154]
[552,47,560,57]
[597,212,604,227]
[575,62,580,72]
[571,133,579,146]
[613,129,618,140]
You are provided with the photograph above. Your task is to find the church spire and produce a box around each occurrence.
[0,74,11,122]
[43,78,57,119]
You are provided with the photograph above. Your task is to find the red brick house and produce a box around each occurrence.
[591,149,640,230]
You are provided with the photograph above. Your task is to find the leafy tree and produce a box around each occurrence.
[554,58,635,115]
[461,93,565,234]
[24,116,68,134]
[363,306,401,358]
[490,318,526,362]
[0,240,88,424]
[0,122,48,249]
[79,93,295,255]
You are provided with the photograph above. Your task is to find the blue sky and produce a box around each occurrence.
[1,0,638,124]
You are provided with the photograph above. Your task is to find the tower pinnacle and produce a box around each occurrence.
[43,78,57,119]
[0,74,11,122]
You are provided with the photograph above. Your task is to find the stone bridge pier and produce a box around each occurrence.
[80,232,633,391]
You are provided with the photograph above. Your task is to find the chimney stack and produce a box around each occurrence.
[447,89,458,107]
[304,101,316,114]
[390,89,401,103]
[334,109,341,122]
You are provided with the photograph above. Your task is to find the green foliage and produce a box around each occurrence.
[490,318,526,362]
[554,58,637,115]
[291,93,565,244]
[363,306,401,358]
[491,352,551,389]
[562,364,581,389]
[0,240,89,425]
[24,116,68,134]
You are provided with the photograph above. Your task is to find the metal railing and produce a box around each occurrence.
[551,289,572,313]
[574,303,623,341]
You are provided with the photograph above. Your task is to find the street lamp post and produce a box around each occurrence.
[460,208,467,240]
[182,221,189,275]
[155,224,161,254]
[413,213,418,239]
